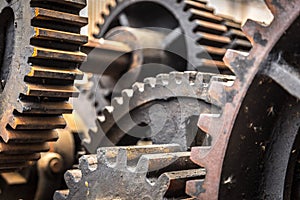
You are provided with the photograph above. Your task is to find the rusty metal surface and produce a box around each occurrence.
[186,0,300,199]
[73,0,250,155]
[85,71,234,153]
[54,144,205,199]
[0,116,77,200]
[0,0,87,171]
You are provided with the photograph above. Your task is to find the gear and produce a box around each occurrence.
[73,0,251,149]
[85,71,234,153]
[54,144,205,200]
[0,0,87,171]
[71,73,110,141]
[186,0,300,199]
[82,0,250,96]
[94,0,251,71]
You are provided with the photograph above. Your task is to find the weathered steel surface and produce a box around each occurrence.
[85,71,234,153]
[187,0,300,199]
[0,0,87,171]
[55,144,205,199]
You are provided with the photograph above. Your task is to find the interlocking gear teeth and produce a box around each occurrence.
[223,50,250,78]
[76,0,252,156]
[207,81,229,107]
[197,113,221,135]
[242,19,268,46]
[84,71,235,153]
[55,144,205,200]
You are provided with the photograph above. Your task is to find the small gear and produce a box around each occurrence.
[54,144,205,200]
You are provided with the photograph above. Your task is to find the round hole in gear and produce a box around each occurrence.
[0,7,15,92]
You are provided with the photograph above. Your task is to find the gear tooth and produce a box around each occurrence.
[175,71,191,86]
[155,74,169,85]
[102,106,114,116]
[97,148,108,164]
[144,77,157,87]
[97,115,105,123]
[54,190,69,200]
[183,71,193,79]
[184,70,197,78]
[207,81,229,106]
[186,179,205,198]
[198,113,220,134]
[169,71,184,83]
[167,72,187,88]
[99,106,114,127]
[190,146,212,167]
[224,49,250,78]
[121,89,134,100]
[79,155,92,174]
[110,0,117,7]
[111,97,124,108]
[135,156,150,173]
[82,118,103,154]
[155,173,171,188]
[242,19,267,46]
[79,155,97,174]
[132,82,145,92]
[115,148,128,168]
[64,169,82,188]
[198,113,223,146]
[195,72,204,86]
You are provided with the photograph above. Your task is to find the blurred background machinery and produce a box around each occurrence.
[84,0,273,39]
[0,0,299,200]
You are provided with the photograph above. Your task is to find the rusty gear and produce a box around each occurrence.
[54,144,205,200]
[0,0,87,171]
[186,0,300,199]
[74,0,251,153]
[94,0,251,71]
[85,71,234,153]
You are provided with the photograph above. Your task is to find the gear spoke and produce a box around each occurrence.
[263,61,300,99]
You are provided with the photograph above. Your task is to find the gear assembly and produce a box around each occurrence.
[0,0,299,199]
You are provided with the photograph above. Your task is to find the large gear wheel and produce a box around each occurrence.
[54,144,205,200]
[186,0,300,199]
[85,71,234,153]
[0,0,87,171]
